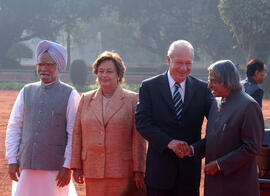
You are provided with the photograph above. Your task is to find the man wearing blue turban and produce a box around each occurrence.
[5,40,80,196]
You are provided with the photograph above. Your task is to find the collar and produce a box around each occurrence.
[41,78,60,89]
[247,77,257,84]
[219,90,241,104]
[167,70,186,89]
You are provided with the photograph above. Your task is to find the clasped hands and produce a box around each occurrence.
[168,140,220,175]
[167,139,192,158]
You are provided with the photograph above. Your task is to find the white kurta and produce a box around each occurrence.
[6,83,80,196]
[12,170,77,196]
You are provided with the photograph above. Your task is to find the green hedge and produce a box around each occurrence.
[74,83,139,93]
[2,82,270,99]
[0,82,27,90]
[70,59,88,86]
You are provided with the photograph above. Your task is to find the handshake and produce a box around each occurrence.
[167,139,193,158]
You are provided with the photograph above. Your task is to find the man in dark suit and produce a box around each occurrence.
[135,40,213,196]
[241,58,267,108]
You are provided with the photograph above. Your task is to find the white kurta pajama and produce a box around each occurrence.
[6,87,80,196]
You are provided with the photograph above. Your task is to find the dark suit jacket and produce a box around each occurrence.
[193,91,264,196]
[135,72,213,191]
[241,77,264,107]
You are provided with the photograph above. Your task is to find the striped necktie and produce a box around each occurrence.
[173,83,183,119]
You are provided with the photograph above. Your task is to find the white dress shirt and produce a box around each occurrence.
[5,85,80,168]
[167,70,186,101]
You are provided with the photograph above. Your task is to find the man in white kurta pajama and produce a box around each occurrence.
[5,40,80,196]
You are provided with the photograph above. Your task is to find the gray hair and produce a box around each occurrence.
[167,40,194,58]
[208,60,241,91]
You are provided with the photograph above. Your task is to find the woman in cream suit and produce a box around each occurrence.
[71,51,147,196]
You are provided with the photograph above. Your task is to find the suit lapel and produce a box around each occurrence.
[103,85,125,126]
[160,72,175,112]
[90,88,103,126]
[160,73,196,120]
[181,76,195,117]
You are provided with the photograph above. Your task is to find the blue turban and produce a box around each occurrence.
[36,40,67,72]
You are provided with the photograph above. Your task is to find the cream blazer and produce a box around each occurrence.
[71,85,147,178]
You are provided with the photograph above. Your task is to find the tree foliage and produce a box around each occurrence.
[115,0,242,62]
[116,0,194,57]
[2,0,269,69]
[0,0,101,68]
[219,0,270,62]
[6,43,33,62]
[191,0,242,62]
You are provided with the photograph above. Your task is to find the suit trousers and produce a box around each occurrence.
[147,186,199,196]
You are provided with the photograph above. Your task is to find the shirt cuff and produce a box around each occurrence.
[63,158,71,168]
[216,160,221,170]
[8,158,18,164]
[189,145,194,157]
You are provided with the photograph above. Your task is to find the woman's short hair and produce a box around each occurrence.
[208,60,241,91]
[92,51,126,83]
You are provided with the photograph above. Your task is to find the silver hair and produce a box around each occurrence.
[208,60,241,91]
[167,40,194,58]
